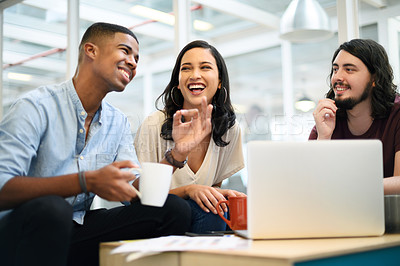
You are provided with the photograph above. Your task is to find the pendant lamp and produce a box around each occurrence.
[295,95,316,112]
[280,0,333,43]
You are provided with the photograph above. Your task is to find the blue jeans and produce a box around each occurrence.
[187,199,227,233]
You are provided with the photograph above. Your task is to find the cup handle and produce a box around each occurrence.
[129,167,143,176]
[128,168,142,199]
[216,200,231,228]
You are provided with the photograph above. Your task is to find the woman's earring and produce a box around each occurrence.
[222,87,227,104]
[171,86,180,106]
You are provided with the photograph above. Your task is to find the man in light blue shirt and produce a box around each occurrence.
[0,22,214,266]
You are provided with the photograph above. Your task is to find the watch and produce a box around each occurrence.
[165,148,187,169]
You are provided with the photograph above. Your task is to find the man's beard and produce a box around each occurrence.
[334,81,373,110]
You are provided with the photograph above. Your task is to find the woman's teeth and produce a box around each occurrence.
[189,84,205,91]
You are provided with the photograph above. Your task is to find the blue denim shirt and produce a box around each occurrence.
[0,79,137,224]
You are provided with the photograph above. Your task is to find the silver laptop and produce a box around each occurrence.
[237,140,385,239]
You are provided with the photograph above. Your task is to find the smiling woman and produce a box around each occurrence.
[178,47,220,109]
[134,40,246,234]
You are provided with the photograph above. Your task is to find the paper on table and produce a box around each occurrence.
[126,251,161,262]
[111,235,250,255]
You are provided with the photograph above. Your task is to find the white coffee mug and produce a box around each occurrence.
[130,162,173,207]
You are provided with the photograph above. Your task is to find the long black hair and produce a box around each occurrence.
[326,39,397,119]
[156,40,236,147]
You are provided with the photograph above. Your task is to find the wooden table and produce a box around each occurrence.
[100,234,400,266]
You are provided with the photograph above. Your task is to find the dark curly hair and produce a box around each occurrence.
[156,40,236,147]
[326,39,397,119]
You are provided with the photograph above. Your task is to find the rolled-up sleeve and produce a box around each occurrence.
[0,98,43,190]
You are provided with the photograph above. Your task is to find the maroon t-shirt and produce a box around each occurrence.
[309,95,400,178]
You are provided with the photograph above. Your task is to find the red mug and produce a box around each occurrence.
[216,196,247,230]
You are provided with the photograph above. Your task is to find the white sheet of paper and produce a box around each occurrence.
[111,235,250,255]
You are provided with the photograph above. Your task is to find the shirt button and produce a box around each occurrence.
[81,111,86,116]
[79,129,84,133]
[80,156,84,160]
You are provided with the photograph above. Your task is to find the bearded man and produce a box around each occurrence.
[309,39,400,195]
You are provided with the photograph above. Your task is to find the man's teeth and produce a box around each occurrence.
[336,87,347,91]
[119,69,130,79]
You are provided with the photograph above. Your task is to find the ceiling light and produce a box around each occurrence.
[295,96,316,112]
[130,5,174,25]
[193,20,213,31]
[7,72,32,81]
[129,5,213,31]
[280,0,333,43]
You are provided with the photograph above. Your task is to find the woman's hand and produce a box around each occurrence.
[171,97,213,160]
[214,187,247,198]
[185,184,228,215]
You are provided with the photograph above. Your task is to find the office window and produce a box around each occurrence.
[3,1,67,112]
